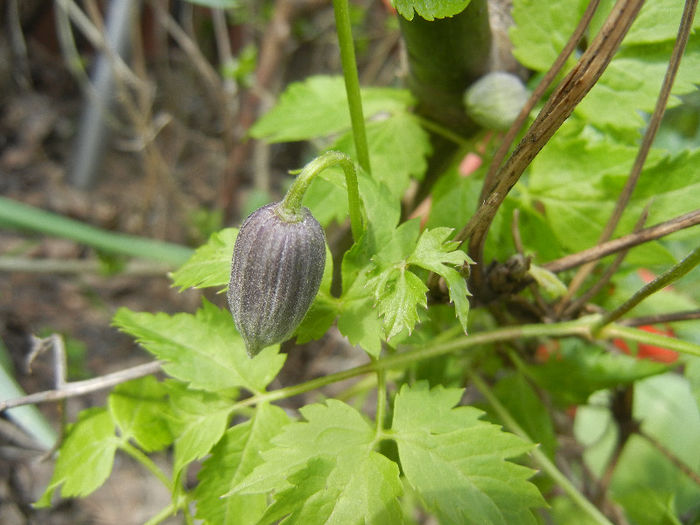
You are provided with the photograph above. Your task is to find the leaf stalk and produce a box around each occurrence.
[332,0,371,174]
[279,150,364,240]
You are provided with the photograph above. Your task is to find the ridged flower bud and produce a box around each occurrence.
[464,71,529,131]
[227,202,326,356]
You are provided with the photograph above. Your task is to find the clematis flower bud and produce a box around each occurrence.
[464,71,529,131]
[227,202,326,357]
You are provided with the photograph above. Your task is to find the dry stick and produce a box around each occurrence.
[544,209,700,273]
[593,245,700,334]
[478,0,601,203]
[562,206,649,318]
[558,0,699,313]
[0,361,164,412]
[212,8,236,95]
[620,310,700,327]
[462,0,644,295]
[151,2,226,110]
[56,0,145,90]
[217,0,326,217]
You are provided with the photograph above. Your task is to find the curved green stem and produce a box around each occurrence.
[332,0,371,174]
[236,315,700,411]
[469,373,614,525]
[602,324,700,357]
[279,150,364,240]
[236,317,595,410]
[120,441,173,492]
[144,503,178,525]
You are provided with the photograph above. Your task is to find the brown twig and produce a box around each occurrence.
[559,0,699,309]
[595,387,637,505]
[620,310,700,327]
[479,0,601,202]
[460,0,644,295]
[593,245,700,334]
[562,206,649,318]
[0,361,164,412]
[544,209,700,273]
[218,0,327,218]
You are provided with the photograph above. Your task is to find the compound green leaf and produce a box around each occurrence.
[233,399,403,524]
[577,37,700,130]
[369,267,428,341]
[590,0,700,45]
[250,76,412,143]
[393,0,472,21]
[108,376,174,452]
[36,408,119,506]
[510,0,587,72]
[195,403,291,525]
[529,339,668,406]
[409,227,472,332]
[170,228,237,292]
[392,382,545,524]
[167,383,235,475]
[112,300,285,394]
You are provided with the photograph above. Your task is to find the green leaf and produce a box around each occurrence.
[170,228,237,292]
[511,0,700,131]
[112,299,285,393]
[257,457,337,524]
[529,339,668,406]
[333,112,431,198]
[577,37,700,130]
[36,408,119,506]
[194,403,291,525]
[393,0,473,21]
[108,376,174,452]
[336,290,384,357]
[369,267,428,340]
[233,399,403,523]
[686,358,700,414]
[492,373,557,459]
[408,227,472,332]
[167,382,234,475]
[392,382,545,524]
[523,132,683,264]
[510,0,587,72]
[250,76,413,143]
[590,0,700,45]
[425,163,482,232]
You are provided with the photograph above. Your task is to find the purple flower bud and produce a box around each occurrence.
[228,202,326,356]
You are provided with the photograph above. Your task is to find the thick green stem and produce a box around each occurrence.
[332,0,371,174]
[593,245,700,334]
[0,196,193,266]
[279,150,364,240]
[469,373,614,525]
[602,324,700,358]
[398,0,491,134]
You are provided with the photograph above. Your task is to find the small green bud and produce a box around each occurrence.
[228,202,326,357]
[464,72,529,131]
